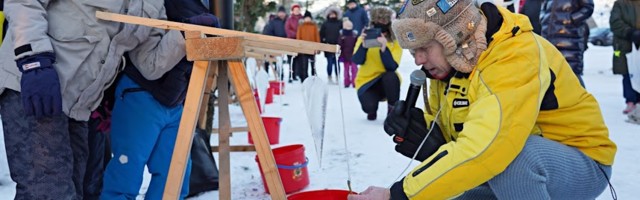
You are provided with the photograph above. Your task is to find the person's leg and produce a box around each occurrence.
[358,80,384,120]
[327,55,335,77]
[486,135,610,199]
[84,116,107,200]
[0,90,76,200]
[263,61,270,75]
[344,61,351,86]
[300,55,309,82]
[380,72,401,109]
[309,55,316,76]
[288,55,297,81]
[145,105,192,200]
[69,119,89,199]
[622,74,637,113]
[101,76,164,200]
[350,62,358,87]
[454,183,497,200]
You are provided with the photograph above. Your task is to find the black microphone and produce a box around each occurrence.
[404,70,427,115]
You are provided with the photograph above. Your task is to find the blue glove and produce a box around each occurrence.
[186,13,220,28]
[16,52,63,118]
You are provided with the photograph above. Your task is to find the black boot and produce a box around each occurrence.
[367,112,377,120]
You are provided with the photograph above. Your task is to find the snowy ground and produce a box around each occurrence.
[1,45,639,199]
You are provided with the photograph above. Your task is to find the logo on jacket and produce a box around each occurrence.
[452,98,469,108]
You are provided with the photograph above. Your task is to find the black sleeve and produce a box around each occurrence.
[380,48,398,71]
[390,179,409,200]
[352,44,368,64]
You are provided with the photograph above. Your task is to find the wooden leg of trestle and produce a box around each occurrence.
[163,60,211,200]
[227,60,286,199]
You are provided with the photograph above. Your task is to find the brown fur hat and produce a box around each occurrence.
[392,0,487,73]
[369,6,396,41]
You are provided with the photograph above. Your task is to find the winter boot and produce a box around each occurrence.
[367,112,377,121]
[624,102,636,114]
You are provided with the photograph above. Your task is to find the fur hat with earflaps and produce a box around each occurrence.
[369,6,396,41]
[392,0,487,73]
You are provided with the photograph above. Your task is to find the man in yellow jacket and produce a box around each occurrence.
[349,0,616,199]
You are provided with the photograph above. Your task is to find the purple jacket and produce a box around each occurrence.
[338,30,357,62]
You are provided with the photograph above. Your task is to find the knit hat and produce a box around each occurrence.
[291,4,300,11]
[343,20,353,30]
[348,0,358,4]
[303,10,312,19]
[278,6,286,13]
[392,0,487,73]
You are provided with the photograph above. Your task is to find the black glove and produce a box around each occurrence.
[384,101,446,161]
[627,29,640,49]
[15,52,63,118]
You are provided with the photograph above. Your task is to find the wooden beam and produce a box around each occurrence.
[228,60,286,199]
[217,61,232,200]
[211,126,249,133]
[245,52,266,60]
[212,145,257,152]
[163,60,211,199]
[96,11,339,53]
[244,40,316,55]
[186,36,246,61]
[246,46,297,56]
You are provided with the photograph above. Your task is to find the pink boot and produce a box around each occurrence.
[624,102,636,114]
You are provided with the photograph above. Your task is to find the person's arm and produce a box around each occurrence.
[128,6,186,80]
[5,0,54,59]
[390,49,551,199]
[286,18,295,38]
[362,10,369,29]
[570,0,594,24]
[296,25,302,40]
[352,37,368,64]
[314,26,321,43]
[262,21,274,35]
[320,23,327,43]
[610,1,633,40]
[379,41,401,71]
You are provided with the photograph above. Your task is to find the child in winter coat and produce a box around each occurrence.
[339,19,358,88]
[295,11,320,82]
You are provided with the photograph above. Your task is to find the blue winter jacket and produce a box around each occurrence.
[344,6,369,35]
[263,17,287,38]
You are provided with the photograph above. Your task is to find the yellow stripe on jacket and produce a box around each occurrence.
[0,11,4,46]
[354,37,403,91]
[404,6,616,199]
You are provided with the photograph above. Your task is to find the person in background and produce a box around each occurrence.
[339,19,358,88]
[295,10,320,82]
[540,0,594,87]
[610,0,640,114]
[344,0,369,36]
[286,4,303,83]
[350,1,615,199]
[0,2,4,47]
[519,0,543,34]
[320,7,343,84]
[353,7,402,121]
[263,6,288,80]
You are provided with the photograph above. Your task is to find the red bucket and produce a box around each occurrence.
[266,87,274,104]
[287,189,356,200]
[255,144,309,194]
[248,116,281,145]
[270,81,285,95]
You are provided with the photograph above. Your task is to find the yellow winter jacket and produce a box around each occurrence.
[401,7,616,199]
[354,37,403,93]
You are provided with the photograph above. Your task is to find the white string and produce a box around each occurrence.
[388,72,456,188]
[334,52,353,191]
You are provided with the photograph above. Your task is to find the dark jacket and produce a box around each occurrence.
[320,18,342,57]
[339,30,358,62]
[122,0,210,107]
[262,16,287,38]
[344,6,369,35]
[540,0,594,75]
[610,0,640,74]
[520,0,543,34]
[285,14,303,39]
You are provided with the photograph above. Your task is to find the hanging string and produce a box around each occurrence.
[334,51,353,192]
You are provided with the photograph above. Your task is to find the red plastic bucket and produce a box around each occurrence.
[270,81,285,95]
[248,116,281,145]
[256,144,309,194]
[287,189,356,200]
[265,87,274,104]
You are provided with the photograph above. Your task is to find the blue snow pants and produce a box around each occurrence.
[101,75,191,200]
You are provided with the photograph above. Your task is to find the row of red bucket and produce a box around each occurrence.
[250,81,353,199]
